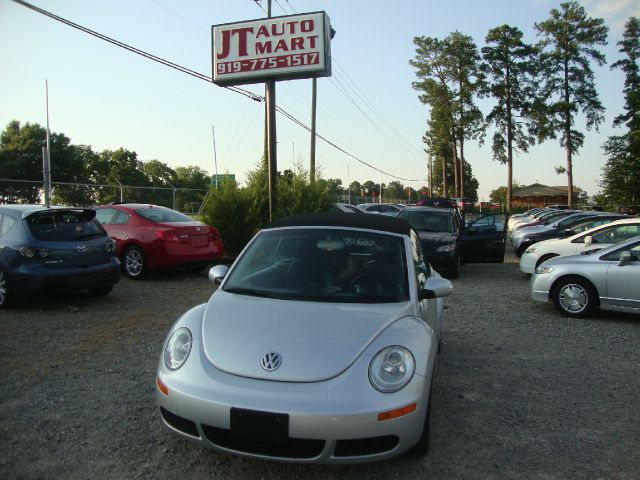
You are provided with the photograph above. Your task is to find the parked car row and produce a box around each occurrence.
[518,211,640,317]
[0,203,226,307]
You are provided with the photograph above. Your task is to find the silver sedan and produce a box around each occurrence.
[530,235,640,317]
[156,213,452,463]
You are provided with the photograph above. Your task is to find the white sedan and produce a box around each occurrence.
[531,235,640,317]
[519,218,640,274]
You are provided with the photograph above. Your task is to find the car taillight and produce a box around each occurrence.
[155,229,179,242]
[208,227,220,241]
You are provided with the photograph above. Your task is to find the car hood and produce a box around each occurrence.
[417,231,457,251]
[201,290,414,382]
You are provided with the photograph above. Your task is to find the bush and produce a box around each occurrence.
[201,163,335,257]
[200,179,257,257]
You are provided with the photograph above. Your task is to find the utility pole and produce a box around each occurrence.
[265,0,277,221]
[310,77,317,182]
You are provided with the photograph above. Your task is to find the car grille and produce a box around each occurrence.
[160,406,402,460]
[201,424,325,459]
[334,435,399,457]
[160,408,199,437]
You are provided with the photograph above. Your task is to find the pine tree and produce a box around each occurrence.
[535,1,608,208]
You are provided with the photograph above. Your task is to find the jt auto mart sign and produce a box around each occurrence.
[212,11,331,86]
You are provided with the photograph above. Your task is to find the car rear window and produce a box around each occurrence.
[136,208,193,223]
[26,210,106,241]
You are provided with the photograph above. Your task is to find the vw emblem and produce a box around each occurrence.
[76,245,88,253]
[261,352,282,371]
[196,226,201,232]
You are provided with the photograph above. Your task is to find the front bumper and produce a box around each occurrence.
[156,348,430,464]
[424,252,457,276]
[519,252,539,274]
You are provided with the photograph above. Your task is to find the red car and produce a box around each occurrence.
[95,204,224,279]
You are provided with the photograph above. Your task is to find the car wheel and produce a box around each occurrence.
[88,285,113,296]
[123,246,146,279]
[186,262,207,273]
[406,378,434,457]
[0,270,12,308]
[535,253,558,271]
[448,255,460,278]
[551,276,597,318]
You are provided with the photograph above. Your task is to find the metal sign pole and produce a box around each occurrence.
[265,0,277,221]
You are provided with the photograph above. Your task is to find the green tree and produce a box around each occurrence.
[142,159,176,207]
[445,31,485,197]
[0,120,78,204]
[97,148,148,203]
[52,144,100,206]
[481,25,539,211]
[535,1,608,208]
[601,17,640,208]
[175,165,211,212]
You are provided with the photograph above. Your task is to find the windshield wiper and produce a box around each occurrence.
[223,287,282,299]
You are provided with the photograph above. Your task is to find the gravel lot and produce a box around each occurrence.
[1,254,639,479]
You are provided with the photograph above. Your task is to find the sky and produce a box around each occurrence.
[1,0,639,201]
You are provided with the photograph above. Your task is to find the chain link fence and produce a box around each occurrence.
[0,179,209,214]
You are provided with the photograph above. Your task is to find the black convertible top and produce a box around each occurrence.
[266,213,412,236]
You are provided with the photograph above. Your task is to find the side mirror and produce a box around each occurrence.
[618,251,632,267]
[564,229,574,236]
[208,264,229,285]
[418,277,453,300]
[584,235,593,246]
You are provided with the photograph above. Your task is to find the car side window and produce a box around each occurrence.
[410,230,429,289]
[0,214,17,236]
[601,242,640,262]
[95,208,117,225]
[592,224,640,244]
[113,211,129,225]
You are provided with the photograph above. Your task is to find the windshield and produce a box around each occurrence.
[26,210,106,241]
[223,228,409,303]
[136,208,193,223]
[398,210,455,233]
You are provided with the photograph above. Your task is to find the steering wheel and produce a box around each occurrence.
[350,274,399,296]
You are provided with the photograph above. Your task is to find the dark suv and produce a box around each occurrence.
[398,206,508,278]
[0,205,120,307]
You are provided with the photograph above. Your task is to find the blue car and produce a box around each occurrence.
[0,205,120,307]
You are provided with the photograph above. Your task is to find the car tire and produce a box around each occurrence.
[551,276,597,318]
[535,253,558,271]
[88,285,113,296]
[186,262,207,273]
[449,255,460,278]
[0,269,12,308]
[123,246,147,279]
[406,377,434,457]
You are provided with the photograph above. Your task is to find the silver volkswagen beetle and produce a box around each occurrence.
[156,213,452,463]
[531,235,640,317]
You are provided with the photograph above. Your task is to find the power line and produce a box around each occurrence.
[11,0,423,183]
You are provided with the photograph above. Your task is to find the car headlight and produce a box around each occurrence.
[525,246,539,254]
[369,346,415,393]
[535,266,554,274]
[436,244,455,253]
[163,327,192,370]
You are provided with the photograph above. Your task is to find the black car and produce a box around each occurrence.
[515,213,629,257]
[397,206,507,278]
[415,197,458,209]
[0,205,120,307]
